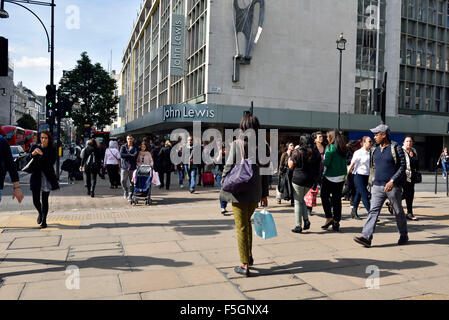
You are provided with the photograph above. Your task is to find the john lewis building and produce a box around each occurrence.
[114,0,449,169]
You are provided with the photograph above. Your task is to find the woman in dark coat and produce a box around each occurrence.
[29,130,59,229]
[80,138,102,198]
[158,140,173,190]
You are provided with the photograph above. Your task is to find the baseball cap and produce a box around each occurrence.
[370,124,390,135]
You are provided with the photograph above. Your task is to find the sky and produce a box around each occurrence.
[1,0,143,96]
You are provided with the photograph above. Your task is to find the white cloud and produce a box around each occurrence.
[14,56,62,69]
[8,47,15,53]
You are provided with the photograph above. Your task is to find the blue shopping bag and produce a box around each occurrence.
[253,208,278,239]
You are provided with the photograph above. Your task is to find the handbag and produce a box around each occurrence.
[22,158,35,174]
[253,208,278,239]
[222,140,256,194]
[304,187,318,207]
[413,171,422,184]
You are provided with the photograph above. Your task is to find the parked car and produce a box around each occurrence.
[10,145,27,171]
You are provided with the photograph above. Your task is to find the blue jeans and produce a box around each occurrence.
[215,174,228,210]
[177,168,185,185]
[353,174,370,214]
[186,167,197,190]
[443,162,449,177]
[0,189,2,202]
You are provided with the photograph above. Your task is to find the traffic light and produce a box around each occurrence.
[0,37,7,77]
[45,84,56,113]
[372,88,383,112]
[57,100,72,119]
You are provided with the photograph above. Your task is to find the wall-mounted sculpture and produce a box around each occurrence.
[233,0,265,82]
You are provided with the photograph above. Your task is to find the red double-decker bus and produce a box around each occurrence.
[24,129,38,151]
[0,125,26,146]
[91,131,110,145]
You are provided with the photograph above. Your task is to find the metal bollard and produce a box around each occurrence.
[435,169,438,195]
[446,171,449,197]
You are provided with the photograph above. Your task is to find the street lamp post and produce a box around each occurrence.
[1,0,59,176]
[336,32,346,133]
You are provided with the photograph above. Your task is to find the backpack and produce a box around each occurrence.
[368,141,399,186]
[85,149,97,169]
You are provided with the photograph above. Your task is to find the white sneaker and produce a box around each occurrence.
[221,208,227,214]
[180,184,184,188]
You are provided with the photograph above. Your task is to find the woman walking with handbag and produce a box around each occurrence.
[104,140,121,189]
[308,131,326,216]
[220,113,270,277]
[437,147,449,179]
[320,130,347,232]
[402,137,419,221]
[288,134,321,233]
[29,130,59,229]
[214,142,228,214]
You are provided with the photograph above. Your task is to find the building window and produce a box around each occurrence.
[186,0,207,101]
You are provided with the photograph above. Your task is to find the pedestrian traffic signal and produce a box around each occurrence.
[45,84,56,110]
[56,100,72,119]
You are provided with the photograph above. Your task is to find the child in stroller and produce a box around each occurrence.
[131,165,153,205]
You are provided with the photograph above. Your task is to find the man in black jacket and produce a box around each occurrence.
[0,135,24,204]
[354,124,408,248]
[120,135,138,201]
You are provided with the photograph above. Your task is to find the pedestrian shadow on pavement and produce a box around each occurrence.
[169,219,235,236]
[31,219,236,237]
[0,255,193,278]
[373,234,449,248]
[248,258,436,278]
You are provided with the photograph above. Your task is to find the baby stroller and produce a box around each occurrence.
[131,165,153,206]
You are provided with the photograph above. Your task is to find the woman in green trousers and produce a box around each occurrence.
[220,113,270,277]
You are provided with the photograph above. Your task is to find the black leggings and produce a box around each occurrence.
[32,190,50,216]
[402,182,415,214]
[320,177,344,222]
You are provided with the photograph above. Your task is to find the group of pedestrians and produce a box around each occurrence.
[274,124,423,250]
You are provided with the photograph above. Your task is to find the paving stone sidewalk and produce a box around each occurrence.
[1,175,449,300]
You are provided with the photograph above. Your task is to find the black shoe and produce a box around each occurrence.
[249,256,254,266]
[291,226,303,233]
[91,192,95,198]
[406,213,418,221]
[386,202,394,215]
[398,235,409,245]
[354,236,371,248]
[234,266,250,277]
[321,219,334,230]
[40,220,47,229]
[87,190,91,196]
[37,213,42,225]
[332,221,340,232]
[351,209,362,220]
[303,220,311,230]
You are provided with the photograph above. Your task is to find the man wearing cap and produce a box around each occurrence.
[354,124,409,247]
